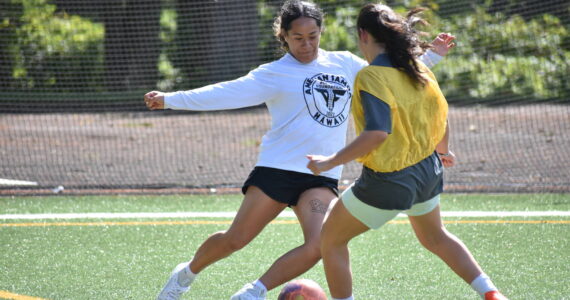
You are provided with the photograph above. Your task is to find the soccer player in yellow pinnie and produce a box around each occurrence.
[307,3,508,300]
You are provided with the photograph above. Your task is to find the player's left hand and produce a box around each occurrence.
[306,154,335,175]
[431,33,456,57]
[438,150,456,168]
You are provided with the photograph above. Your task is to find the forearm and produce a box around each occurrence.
[418,50,442,69]
[165,70,271,111]
[435,121,450,154]
[329,131,387,167]
[165,83,263,111]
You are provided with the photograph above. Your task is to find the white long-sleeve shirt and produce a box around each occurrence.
[165,49,441,180]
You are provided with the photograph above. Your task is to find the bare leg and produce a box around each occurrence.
[321,200,369,299]
[408,205,483,283]
[189,186,287,273]
[258,187,335,290]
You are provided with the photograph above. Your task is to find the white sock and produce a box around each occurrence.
[470,273,497,297]
[177,262,197,287]
[253,279,267,292]
[332,296,354,300]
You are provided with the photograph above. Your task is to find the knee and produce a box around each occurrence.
[302,240,323,263]
[416,228,451,252]
[320,235,338,258]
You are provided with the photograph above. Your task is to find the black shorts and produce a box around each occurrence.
[351,152,444,210]
[242,166,339,206]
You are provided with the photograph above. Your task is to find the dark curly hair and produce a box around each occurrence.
[357,3,432,85]
[273,0,324,52]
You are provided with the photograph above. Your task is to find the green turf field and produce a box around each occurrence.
[1,194,569,300]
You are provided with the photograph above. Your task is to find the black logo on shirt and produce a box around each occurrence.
[303,73,351,127]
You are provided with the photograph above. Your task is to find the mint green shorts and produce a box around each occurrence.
[341,185,440,229]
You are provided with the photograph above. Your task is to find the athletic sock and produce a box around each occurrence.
[470,273,497,297]
[177,262,197,287]
[253,279,268,293]
[332,296,354,300]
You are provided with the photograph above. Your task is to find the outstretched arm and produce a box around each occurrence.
[419,32,456,68]
[143,66,275,112]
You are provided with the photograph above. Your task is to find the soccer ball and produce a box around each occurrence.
[278,279,327,300]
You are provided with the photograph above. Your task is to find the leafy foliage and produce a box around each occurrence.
[2,0,568,103]
[11,0,104,92]
[315,1,569,103]
[434,8,570,102]
[320,6,359,55]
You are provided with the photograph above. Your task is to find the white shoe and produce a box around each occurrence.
[156,262,193,300]
[230,282,267,300]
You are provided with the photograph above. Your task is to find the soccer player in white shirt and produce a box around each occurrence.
[144,1,454,299]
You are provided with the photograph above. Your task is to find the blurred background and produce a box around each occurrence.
[0,0,568,193]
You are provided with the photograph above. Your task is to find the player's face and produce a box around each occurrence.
[284,17,321,64]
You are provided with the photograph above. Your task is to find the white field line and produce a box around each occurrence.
[0,178,38,186]
[0,211,569,220]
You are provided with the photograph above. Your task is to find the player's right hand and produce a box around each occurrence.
[144,91,165,110]
[306,154,335,175]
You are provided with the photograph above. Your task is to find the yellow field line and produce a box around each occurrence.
[1,219,569,227]
[0,290,47,300]
[397,220,570,224]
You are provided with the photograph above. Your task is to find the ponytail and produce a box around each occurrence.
[357,4,432,86]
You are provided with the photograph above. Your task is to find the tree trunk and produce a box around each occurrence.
[174,0,260,88]
[55,0,162,91]
[101,0,161,91]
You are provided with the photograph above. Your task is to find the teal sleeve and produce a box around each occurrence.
[361,91,392,133]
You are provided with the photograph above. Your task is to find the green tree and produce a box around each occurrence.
[434,8,569,102]
[488,0,570,25]
[257,0,282,62]
[320,6,359,54]
[0,1,22,88]
[11,0,104,92]
[54,0,162,92]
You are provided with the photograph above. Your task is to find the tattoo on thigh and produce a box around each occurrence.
[310,199,328,215]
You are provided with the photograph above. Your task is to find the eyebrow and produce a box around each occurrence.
[291,31,320,36]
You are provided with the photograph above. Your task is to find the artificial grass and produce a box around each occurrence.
[1,194,569,299]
